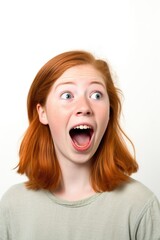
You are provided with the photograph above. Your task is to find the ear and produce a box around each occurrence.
[36,103,48,125]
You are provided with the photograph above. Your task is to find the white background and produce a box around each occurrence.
[0,0,160,200]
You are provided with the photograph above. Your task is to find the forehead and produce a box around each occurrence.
[53,64,105,87]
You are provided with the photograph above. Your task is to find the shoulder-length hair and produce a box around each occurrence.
[17,50,138,192]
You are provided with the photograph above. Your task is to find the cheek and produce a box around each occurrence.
[98,105,110,121]
[46,111,63,137]
[47,119,64,144]
[97,106,110,134]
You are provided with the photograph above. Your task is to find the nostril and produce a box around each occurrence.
[76,111,91,116]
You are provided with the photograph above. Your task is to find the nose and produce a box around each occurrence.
[76,96,93,116]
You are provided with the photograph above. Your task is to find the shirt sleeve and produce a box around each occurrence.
[0,200,10,240]
[135,195,160,240]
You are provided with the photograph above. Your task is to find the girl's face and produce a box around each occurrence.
[37,64,110,166]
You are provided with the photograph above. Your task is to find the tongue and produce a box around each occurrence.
[72,132,90,146]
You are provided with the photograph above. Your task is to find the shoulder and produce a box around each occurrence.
[114,177,155,202]
[122,179,160,238]
[0,183,47,211]
[114,178,160,221]
[1,183,27,198]
[101,178,159,217]
[1,183,30,203]
[0,183,25,210]
[124,178,160,214]
[99,178,160,238]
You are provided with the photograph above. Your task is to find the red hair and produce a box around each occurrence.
[17,50,138,192]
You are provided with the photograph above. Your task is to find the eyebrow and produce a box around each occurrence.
[90,81,106,88]
[54,81,106,90]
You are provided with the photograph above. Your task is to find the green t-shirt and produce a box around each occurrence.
[0,178,160,240]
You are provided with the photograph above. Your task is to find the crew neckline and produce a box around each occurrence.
[45,191,103,208]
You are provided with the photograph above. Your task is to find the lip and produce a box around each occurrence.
[69,122,95,152]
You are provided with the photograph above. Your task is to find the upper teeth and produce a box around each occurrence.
[74,125,91,130]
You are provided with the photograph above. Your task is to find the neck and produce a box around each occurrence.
[54,159,95,201]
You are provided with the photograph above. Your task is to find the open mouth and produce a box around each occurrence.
[69,125,94,151]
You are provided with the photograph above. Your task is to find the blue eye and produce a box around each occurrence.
[91,92,102,100]
[61,92,73,99]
